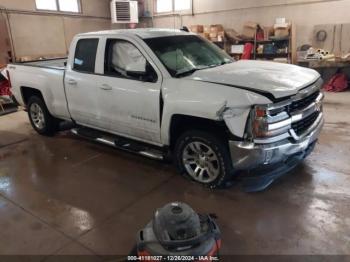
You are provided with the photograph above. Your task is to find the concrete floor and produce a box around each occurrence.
[0,92,350,259]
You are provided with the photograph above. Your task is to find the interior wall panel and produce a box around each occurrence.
[151,0,349,49]
[63,17,112,49]
[0,0,113,60]
[0,14,11,64]
[0,0,36,11]
[192,0,341,13]
[8,13,67,59]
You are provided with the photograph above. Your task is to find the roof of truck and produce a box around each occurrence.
[78,28,193,39]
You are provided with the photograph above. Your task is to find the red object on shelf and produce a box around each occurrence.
[324,73,348,92]
[256,28,264,41]
[241,43,254,60]
[0,79,11,96]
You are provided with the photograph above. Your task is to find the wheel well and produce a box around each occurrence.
[169,114,232,148]
[21,87,43,106]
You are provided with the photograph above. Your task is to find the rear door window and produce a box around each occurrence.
[73,38,99,73]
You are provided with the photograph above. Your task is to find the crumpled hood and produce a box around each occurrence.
[185,60,321,99]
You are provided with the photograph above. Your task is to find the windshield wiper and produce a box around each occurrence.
[175,61,232,78]
[175,68,201,78]
[206,60,232,69]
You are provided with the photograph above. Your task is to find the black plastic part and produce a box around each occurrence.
[153,203,201,244]
[180,26,190,32]
[137,202,221,256]
[58,121,76,131]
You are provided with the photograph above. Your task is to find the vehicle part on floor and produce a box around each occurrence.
[136,202,221,260]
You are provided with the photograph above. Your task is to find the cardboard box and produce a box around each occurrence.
[225,28,242,41]
[263,26,274,41]
[231,45,244,54]
[217,31,225,42]
[190,25,204,33]
[210,24,224,33]
[274,23,289,30]
[274,27,289,38]
[275,18,286,25]
[242,22,258,39]
[204,25,211,33]
[199,33,210,39]
[209,32,218,38]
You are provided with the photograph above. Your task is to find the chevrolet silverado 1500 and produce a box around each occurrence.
[7,29,324,191]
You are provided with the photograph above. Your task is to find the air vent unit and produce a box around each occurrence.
[111,0,139,24]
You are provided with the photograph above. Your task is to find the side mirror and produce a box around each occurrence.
[126,62,157,83]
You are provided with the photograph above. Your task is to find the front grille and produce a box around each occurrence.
[289,91,320,113]
[292,111,320,136]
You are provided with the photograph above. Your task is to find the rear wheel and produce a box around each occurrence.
[174,130,234,189]
[28,96,57,136]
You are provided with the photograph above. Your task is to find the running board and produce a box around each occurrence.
[59,120,76,131]
[71,128,164,161]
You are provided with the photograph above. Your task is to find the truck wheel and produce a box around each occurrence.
[174,130,234,189]
[27,96,57,136]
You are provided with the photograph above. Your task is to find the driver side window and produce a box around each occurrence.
[104,39,157,82]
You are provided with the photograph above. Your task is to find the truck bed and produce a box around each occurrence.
[18,58,67,70]
[8,58,70,120]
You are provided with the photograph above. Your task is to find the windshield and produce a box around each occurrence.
[144,35,233,77]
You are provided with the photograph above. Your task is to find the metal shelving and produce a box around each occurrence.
[230,24,296,63]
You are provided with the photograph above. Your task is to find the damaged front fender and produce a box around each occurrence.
[222,107,252,138]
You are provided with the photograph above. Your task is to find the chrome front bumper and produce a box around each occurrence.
[229,112,324,171]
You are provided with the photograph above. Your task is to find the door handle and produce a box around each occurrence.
[67,79,77,86]
[100,84,112,91]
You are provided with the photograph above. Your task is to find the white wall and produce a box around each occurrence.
[0,0,115,60]
[150,0,349,47]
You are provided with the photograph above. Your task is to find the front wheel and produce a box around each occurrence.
[174,130,234,189]
[28,96,57,136]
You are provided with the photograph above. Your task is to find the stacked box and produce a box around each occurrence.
[210,24,225,42]
[242,22,258,39]
[190,25,204,33]
[274,27,289,38]
[263,26,274,41]
[274,18,290,38]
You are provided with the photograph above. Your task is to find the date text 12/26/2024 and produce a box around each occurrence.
[127,256,220,261]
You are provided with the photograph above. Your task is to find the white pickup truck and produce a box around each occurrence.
[7,29,324,191]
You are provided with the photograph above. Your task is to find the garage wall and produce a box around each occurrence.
[0,12,11,65]
[0,0,115,61]
[149,0,349,48]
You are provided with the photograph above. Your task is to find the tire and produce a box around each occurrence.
[27,96,57,136]
[174,130,234,189]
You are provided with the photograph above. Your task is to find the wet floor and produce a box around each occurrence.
[0,92,350,259]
